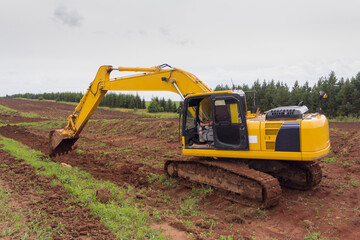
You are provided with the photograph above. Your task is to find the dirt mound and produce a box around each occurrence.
[0,124,49,154]
[96,188,112,203]
[0,149,115,239]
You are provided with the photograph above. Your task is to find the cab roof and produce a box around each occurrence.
[185,90,234,99]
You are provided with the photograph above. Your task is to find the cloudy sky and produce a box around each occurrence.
[1,0,360,100]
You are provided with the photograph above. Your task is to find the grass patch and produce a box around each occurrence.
[254,207,267,218]
[320,157,337,163]
[0,105,43,118]
[190,186,213,199]
[350,178,358,187]
[146,173,177,189]
[177,186,212,217]
[177,198,199,217]
[329,116,360,122]
[304,231,326,240]
[15,120,68,129]
[0,136,168,239]
[75,149,84,154]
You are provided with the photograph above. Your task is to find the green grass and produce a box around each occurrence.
[350,178,358,187]
[320,157,337,163]
[190,186,213,199]
[177,186,212,217]
[0,136,168,239]
[15,120,67,129]
[304,231,326,240]
[177,198,200,217]
[146,173,177,189]
[0,104,43,118]
[329,116,360,122]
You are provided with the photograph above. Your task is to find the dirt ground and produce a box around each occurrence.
[0,149,115,239]
[0,98,359,240]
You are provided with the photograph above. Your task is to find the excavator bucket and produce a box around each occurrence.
[49,129,78,156]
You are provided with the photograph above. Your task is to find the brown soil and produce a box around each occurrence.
[96,188,112,203]
[1,98,360,239]
[0,149,115,239]
[0,98,148,120]
[0,114,49,123]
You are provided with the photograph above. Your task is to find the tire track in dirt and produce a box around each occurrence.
[0,149,115,239]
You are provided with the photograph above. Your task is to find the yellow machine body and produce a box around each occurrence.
[182,111,330,161]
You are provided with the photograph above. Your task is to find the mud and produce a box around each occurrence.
[0,99,360,239]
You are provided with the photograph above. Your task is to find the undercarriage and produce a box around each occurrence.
[165,158,322,208]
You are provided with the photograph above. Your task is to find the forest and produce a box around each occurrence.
[215,71,360,118]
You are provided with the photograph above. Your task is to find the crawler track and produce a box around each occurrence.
[247,160,322,190]
[273,161,322,190]
[165,159,282,208]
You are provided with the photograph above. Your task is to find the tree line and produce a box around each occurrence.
[215,71,360,118]
[147,97,178,113]
[99,93,146,109]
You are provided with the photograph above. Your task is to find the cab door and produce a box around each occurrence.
[212,95,249,150]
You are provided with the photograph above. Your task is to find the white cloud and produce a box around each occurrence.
[53,4,83,27]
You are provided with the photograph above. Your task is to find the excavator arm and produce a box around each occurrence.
[49,64,212,155]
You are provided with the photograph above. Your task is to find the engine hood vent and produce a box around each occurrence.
[265,105,309,120]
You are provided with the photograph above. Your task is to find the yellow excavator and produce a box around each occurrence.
[49,64,330,208]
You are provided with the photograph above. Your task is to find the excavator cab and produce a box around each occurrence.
[183,92,249,150]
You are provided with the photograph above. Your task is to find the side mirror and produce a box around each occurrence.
[317,91,327,113]
[319,91,328,100]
